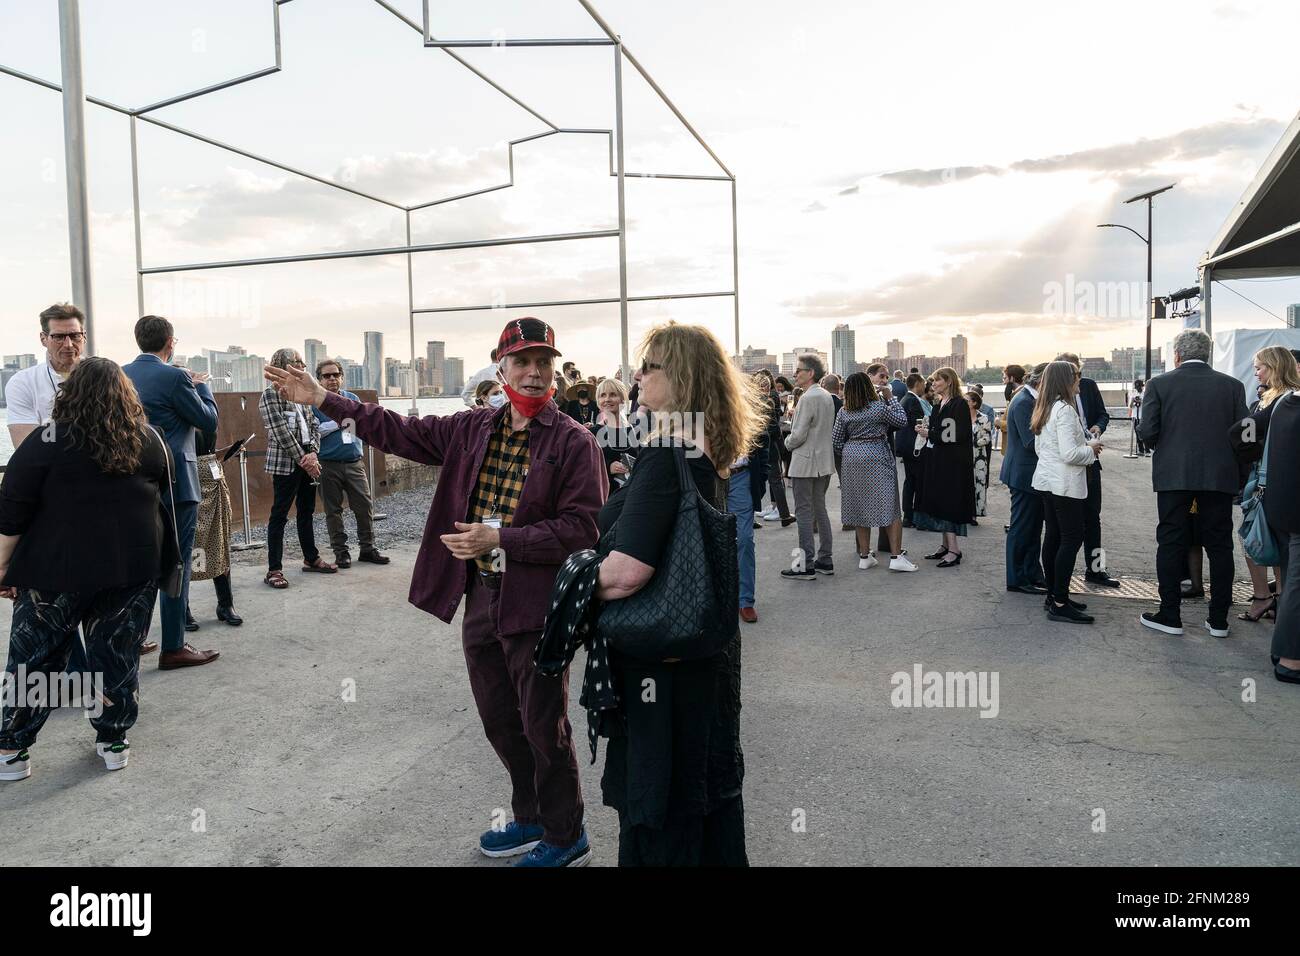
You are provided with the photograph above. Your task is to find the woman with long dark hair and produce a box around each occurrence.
[912,367,975,567]
[1030,361,1103,624]
[0,357,176,780]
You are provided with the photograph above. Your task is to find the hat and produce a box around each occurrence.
[565,381,593,401]
[496,317,561,361]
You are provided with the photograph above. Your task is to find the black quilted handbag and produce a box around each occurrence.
[597,444,738,661]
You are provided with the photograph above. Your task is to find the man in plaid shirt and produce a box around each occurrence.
[259,348,335,588]
[266,318,606,866]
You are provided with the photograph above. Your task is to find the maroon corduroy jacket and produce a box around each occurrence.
[319,392,607,635]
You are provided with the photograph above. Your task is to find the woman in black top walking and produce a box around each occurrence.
[594,322,767,865]
[0,357,175,780]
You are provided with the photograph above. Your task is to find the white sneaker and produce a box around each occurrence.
[858,552,878,570]
[889,555,919,572]
[760,508,779,521]
[0,749,31,781]
[96,740,130,771]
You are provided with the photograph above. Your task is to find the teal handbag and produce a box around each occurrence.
[1238,411,1282,567]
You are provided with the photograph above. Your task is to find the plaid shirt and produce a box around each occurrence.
[259,385,321,476]
[466,412,530,573]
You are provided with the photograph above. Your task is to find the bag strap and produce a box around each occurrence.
[147,424,182,549]
[672,442,698,506]
[1258,391,1293,490]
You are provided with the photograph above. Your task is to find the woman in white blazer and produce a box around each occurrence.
[1030,360,1104,623]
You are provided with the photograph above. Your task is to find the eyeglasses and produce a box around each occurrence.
[288,360,306,369]
[640,360,663,374]
[319,371,342,379]
[45,331,86,344]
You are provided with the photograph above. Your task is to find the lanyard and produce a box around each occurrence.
[488,427,529,515]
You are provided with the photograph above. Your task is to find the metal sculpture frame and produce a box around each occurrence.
[0,0,740,388]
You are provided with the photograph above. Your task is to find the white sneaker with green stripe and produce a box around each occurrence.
[96,740,130,771]
[1,749,31,781]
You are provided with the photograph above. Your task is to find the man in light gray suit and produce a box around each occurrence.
[782,355,837,580]
[1137,329,1248,639]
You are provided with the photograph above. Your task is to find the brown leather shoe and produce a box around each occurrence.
[157,643,220,670]
[140,641,159,655]
[739,607,758,624]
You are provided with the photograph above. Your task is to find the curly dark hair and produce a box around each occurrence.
[51,357,148,474]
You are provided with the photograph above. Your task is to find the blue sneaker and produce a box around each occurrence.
[479,821,544,858]
[514,828,592,868]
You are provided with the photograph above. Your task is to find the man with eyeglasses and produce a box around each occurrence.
[312,358,387,569]
[5,303,87,448]
[260,348,331,588]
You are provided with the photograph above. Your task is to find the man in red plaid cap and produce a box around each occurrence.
[266,317,606,866]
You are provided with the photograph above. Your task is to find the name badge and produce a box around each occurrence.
[341,431,354,444]
[482,515,503,530]
[209,461,223,479]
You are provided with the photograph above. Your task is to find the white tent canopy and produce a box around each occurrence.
[1201,110,1300,281]
[1165,327,1300,398]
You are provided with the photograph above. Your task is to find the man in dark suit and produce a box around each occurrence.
[123,315,221,670]
[895,373,927,527]
[1000,364,1048,593]
[1137,329,1248,638]
[1057,352,1118,587]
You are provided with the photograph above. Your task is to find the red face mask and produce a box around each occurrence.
[502,382,555,419]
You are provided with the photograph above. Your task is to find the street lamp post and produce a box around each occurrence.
[1097,183,1175,382]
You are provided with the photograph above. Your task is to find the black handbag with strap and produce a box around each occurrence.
[596,444,738,662]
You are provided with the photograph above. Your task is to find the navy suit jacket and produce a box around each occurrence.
[1078,377,1109,433]
[998,386,1038,491]
[123,354,218,505]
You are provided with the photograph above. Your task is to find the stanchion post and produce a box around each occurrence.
[231,446,265,550]
[368,443,388,521]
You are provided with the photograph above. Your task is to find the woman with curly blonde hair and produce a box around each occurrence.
[595,321,767,865]
[0,357,176,780]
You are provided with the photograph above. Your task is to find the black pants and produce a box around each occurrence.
[0,582,156,748]
[1083,462,1104,573]
[764,435,790,519]
[268,466,320,572]
[1041,492,1086,603]
[901,456,920,521]
[1273,529,1300,660]
[1156,491,1234,622]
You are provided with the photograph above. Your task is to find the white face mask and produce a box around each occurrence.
[486,391,508,409]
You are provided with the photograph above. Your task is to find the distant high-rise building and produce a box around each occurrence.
[444,357,464,393]
[1111,347,1162,382]
[1288,303,1300,328]
[187,356,209,375]
[950,335,969,376]
[364,331,384,394]
[886,339,905,366]
[426,341,446,392]
[4,354,37,370]
[740,345,780,376]
[304,338,327,374]
[0,367,20,407]
[341,358,366,391]
[831,324,856,378]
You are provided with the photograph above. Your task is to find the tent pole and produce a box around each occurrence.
[1201,267,1212,336]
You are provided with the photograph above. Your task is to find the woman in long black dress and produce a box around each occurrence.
[594,322,767,866]
[912,366,976,568]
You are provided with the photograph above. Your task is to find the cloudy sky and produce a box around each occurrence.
[2,0,1299,378]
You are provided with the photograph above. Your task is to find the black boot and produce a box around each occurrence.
[217,605,243,627]
[184,605,200,632]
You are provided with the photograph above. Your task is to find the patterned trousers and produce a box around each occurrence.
[1,582,157,749]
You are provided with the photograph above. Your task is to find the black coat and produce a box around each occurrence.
[915,397,976,524]
[0,423,176,593]
[894,391,925,458]
[1138,361,1248,494]
[1263,393,1300,533]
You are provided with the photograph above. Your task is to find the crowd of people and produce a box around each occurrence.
[3,305,1299,868]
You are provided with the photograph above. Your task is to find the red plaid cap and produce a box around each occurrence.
[496,317,561,360]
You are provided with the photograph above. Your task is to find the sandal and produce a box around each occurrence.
[302,558,337,574]
[1237,594,1277,622]
[924,546,950,561]
[264,570,289,589]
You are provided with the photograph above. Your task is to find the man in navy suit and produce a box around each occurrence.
[1001,363,1048,593]
[1057,352,1119,587]
[123,315,221,670]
